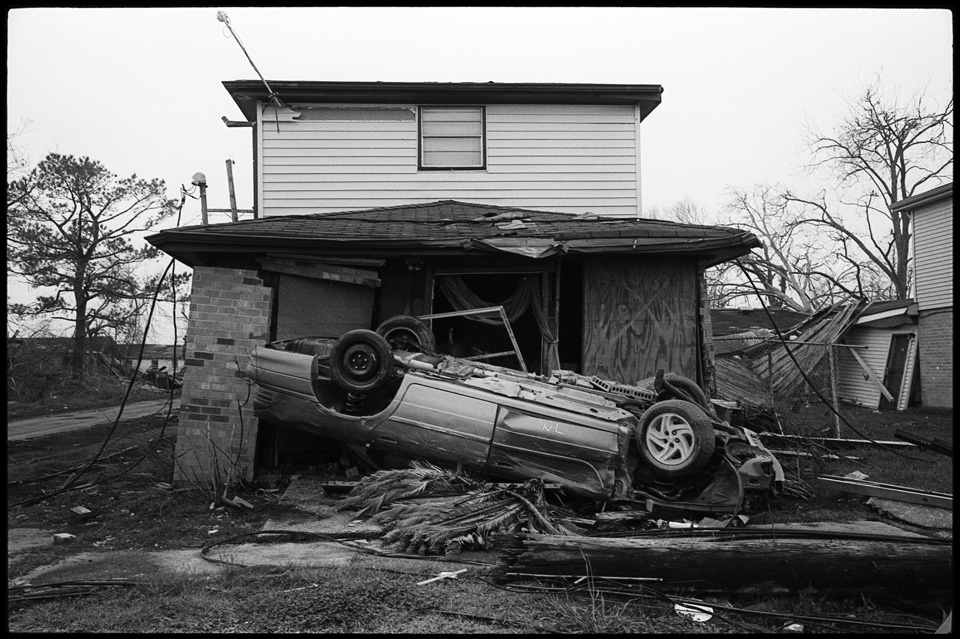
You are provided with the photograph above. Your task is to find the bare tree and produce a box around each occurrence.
[784,80,953,300]
[720,185,879,312]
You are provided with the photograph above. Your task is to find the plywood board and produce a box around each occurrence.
[582,256,697,383]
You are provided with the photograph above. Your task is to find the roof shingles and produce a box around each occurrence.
[147,200,760,266]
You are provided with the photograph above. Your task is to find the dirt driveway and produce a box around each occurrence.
[7,398,180,441]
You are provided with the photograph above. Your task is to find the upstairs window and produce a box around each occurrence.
[419,106,486,170]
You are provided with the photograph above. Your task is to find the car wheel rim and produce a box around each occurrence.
[644,412,696,466]
[343,344,378,380]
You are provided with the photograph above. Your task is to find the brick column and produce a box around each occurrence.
[173,267,273,486]
[918,308,953,408]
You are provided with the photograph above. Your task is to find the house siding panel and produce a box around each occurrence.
[259,104,639,216]
[913,198,953,311]
[837,327,891,408]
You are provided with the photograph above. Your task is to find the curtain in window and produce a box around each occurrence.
[436,275,559,370]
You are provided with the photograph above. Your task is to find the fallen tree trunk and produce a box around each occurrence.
[498,532,952,599]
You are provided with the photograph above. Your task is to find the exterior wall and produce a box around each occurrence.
[258,103,640,216]
[910,192,953,408]
[837,326,894,408]
[913,197,953,311]
[174,267,273,486]
[918,309,953,408]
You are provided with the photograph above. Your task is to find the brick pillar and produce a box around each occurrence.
[174,267,273,487]
[918,308,953,408]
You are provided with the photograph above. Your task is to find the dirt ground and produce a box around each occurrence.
[6,398,954,633]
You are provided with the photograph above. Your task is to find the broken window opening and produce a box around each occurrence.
[431,273,545,374]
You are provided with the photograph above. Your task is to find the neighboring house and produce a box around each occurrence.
[118,344,181,375]
[836,300,920,410]
[148,80,767,485]
[892,183,953,409]
[222,81,662,217]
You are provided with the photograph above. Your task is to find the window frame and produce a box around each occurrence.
[417,105,487,171]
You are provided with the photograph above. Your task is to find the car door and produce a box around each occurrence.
[368,376,498,470]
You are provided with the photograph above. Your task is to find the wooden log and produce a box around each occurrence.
[498,532,952,598]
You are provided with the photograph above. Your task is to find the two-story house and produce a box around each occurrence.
[222,80,663,217]
[148,81,763,484]
[892,183,953,409]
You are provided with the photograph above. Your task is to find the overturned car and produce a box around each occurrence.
[248,315,783,517]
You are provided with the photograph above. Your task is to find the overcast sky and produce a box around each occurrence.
[6,7,954,342]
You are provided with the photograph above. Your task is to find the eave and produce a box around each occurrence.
[223,80,664,123]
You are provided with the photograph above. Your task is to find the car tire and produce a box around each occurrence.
[662,373,713,414]
[329,329,396,394]
[376,315,438,353]
[637,399,715,478]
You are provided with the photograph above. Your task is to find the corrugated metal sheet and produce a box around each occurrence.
[712,301,869,409]
[745,302,862,396]
[714,356,773,409]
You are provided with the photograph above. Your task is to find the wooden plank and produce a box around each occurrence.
[844,339,895,401]
[896,334,918,411]
[759,433,916,449]
[818,476,952,509]
[582,256,698,383]
[260,258,381,288]
[894,430,953,457]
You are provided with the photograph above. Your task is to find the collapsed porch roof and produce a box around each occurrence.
[147,200,761,268]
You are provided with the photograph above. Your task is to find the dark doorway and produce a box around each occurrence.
[879,333,913,410]
[557,259,584,373]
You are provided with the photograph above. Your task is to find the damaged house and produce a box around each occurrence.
[146,81,763,485]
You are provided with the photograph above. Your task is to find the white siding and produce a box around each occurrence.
[913,197,953,310]
[837,327,892,408]
[258,103,640,216]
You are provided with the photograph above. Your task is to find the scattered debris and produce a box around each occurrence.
[338,462,571,555]
[231,496,254,510]
[674,601,713,622]
[7,579,137,603]
[69,506,96,523]
[52,533,76,545]
[416,569,467,586]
